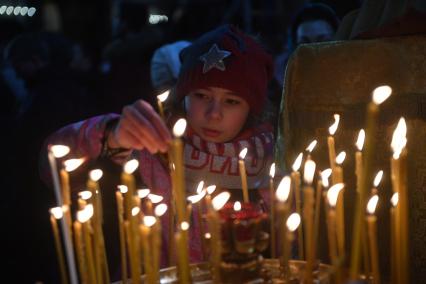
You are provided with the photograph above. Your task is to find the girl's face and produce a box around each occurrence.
[185,87,250,143]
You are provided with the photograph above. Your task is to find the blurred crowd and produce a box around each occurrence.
[0,0,361,282]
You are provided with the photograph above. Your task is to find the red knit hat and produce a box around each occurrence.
[175,25,273,115]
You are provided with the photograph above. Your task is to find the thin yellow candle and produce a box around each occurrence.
[87,169,107,284]
[77,207,97,284]
[350,86,392,278]
[275,176,291,275]
[116,188,128,284]
[391,117,408,284]
[355,129,365,194]
[303,159,316,284]
[48,145,79,284]
[154,203,167,282]
[175,221,191,283]
[328,114,340,172]
[238,148,249,203]
[269,163,276,258]
[390,193,399,283]
[137,188,150,220]
[73,221,88,284]
[209,191,230,283]
[148,194,164,213]
[366,195,380,284]
[371,170,383,195]
[50,207,69,284]
[187,188,207,259]
[313,169,331,259]
[156,90,170,120]
[140,216,156,283]
[291,153,304,259]
[327,183,344,282]
[334,151,346,259]
[286,213,301,281]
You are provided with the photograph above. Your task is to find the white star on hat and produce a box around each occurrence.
[199,44,231,73]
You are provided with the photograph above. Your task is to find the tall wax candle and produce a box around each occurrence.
[334,151,346,258]
[77,207,97,284]
[350,86,392,278]
[275,176,291,274]
[366,195,380,284]
[303,160,316,284]
[269,163,276,258]
[50,208,69,284]
[156,90,170,120]
[327,114,340,173]
[116,189,128,284]
[238,148,249,203]
[291,153,304,259]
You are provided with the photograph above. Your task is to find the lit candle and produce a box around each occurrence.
[355,129,365,194]
[137,188,150,219]
[371,170,383,195]
[366,195,380,284]
[275,176,291,274]
[175,221,191,283]
[303,159,316,283]
[116,187,128,284]
[291,153,304,259]
[269,163,276,258]
[285,213,301,281]
[50,207,69,284]
[154,203,167,282]
[77,206,97,284]
[238,148,249,203]
[305,139,317,159]
[156,89,170,120]
[390,117,408,284]
[327,183,344,281]
[350,85,392,278]
[328,114,340,172]
[140,216,156,283]
[334,151,346,259]
[87,169,108,284]
[48,145,78,284]
[313,169,331,259]
[209,191,230,283]
[187,186,207,259]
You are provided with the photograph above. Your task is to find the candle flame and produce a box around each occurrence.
[234,201,242,211]
[143,216,157,227]
[327,183,344,207]
[372,85,392,105]
[196,181,205,194]
[50,145,70,158]
[157,90,170,103]
[117,185,128,193]
[276,176,291,202]
[373,170,384,187]
[206,185,216,195]
[50,207,64,219]
[212,191,230,210]
[204,232,211,239]
[306,140,317,153]
[154,203,168,217]
[137,188,150,198]
[239,148,248,159]
[335,151,346,165]
[391,192,399,207]
[79,190,92,200]
[148,194,163,204]
[187,191,206,204]
[328,114,340,135]
[286,213,301,232]
[89,169,103,181]
[64,158,85,172]
[391,118,407,159]
[124,159,139,174]
[181,221,190,231]
[131,206,140,216]
[173,118,187,137]
[356,129,365,151]
[321,168,332,188]
[303,160,316,185]
[269,163,276,178]
[367,195,379,214]
[292,153,303,172]
[77,205,93,223]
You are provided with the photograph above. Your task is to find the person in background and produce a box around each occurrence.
[273,3,339,96]
[150,40,191,94]
[41,24,275,279]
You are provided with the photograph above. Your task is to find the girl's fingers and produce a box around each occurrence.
[135,100,172,143]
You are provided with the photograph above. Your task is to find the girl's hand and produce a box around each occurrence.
[108,100,172,153]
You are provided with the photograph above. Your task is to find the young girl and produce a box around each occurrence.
[43,24,275,272]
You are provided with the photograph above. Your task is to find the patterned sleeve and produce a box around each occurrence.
[39,113,121,186]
